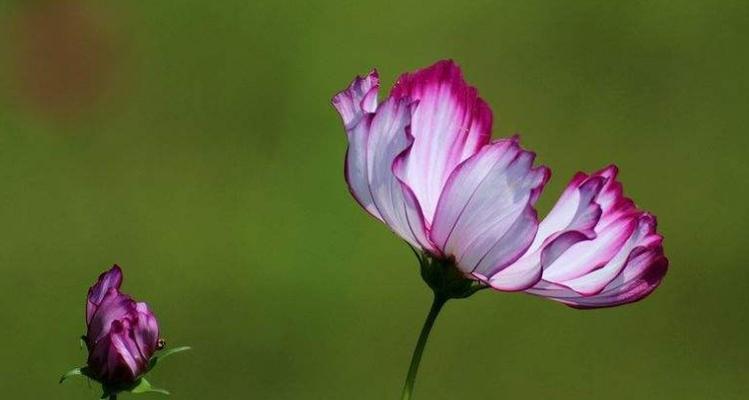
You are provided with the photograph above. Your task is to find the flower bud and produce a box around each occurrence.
[85,265,159,385]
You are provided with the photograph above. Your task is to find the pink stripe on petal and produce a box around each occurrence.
[593,166,637,229]
[392,60,492,223]
[534,249,668,309]
[560,214,661,294]
[542,215,637,282]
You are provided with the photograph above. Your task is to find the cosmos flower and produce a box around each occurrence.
[332,60,667,308]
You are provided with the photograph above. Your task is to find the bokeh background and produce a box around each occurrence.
[0,0,747,398]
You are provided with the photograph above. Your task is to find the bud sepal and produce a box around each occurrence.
[60,344,191,398]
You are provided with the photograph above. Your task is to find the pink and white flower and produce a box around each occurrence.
[332,60,667,308]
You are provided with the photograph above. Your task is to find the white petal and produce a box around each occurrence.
[430,139,549,275]
[334,71,383,219]
[488,173,602,290]
[559,214,663,295]
[365,98,436,252]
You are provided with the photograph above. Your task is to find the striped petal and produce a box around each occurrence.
[487,171,605,290]
[87,288,134,345]
[430,138,549,276]
[366,98,436,252]
[109,319,148,377]
[132,302,160,360]
[524,167,668,308]
[333,70,382,219]
[333,71,437,252]
[392,60,492,223]
[541,167,640,283]
[526,216,667,308]
[561,214,663,295]
[86,265,122,324]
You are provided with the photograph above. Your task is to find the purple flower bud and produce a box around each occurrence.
[85,265,160,385]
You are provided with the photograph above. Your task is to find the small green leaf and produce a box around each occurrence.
[130,378,170,395]
[80,335,87,349]
[149,346,191,370]
[59,366,90,383]
[157,346,192,360]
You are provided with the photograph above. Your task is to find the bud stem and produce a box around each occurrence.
[400,294,447,400]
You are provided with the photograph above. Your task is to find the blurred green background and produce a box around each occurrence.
[0,0,747,398]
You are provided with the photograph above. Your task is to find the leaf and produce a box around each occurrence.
[59,366,91,383]
[80,335,87,350]
[59,367,82,383]
[157,346,192,360]
[149,346,191,370]
[129,378,170,395]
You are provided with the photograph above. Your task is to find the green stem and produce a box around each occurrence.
[401,294,447,400]
[109,395,116,400]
